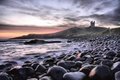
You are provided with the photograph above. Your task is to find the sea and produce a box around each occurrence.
[0,39,91,65]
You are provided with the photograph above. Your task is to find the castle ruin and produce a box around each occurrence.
[90,21,95,27]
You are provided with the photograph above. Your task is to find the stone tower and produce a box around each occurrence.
[90,21,95,27]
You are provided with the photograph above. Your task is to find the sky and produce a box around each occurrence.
[0,0,120,39]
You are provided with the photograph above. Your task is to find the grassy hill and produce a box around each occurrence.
[13,26,120,39]
[102,27,120,35]
[53,27,108,38]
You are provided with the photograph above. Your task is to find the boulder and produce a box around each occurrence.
[35,64,47,74]
[75,61,82,69]
[27,78,38,80]
[23,61,32,67]
[112,62,120,73]
[65,55,76,61]
[116,52,120,58]
[40,76,52,80]
[43,58,56,66]
[85,57,94,64]
[0,65,6,71]
[63,72,86,80]
[93,59,102,65]
[89,65,112,80]
[57,61,76,70]
[57,54,66,60]
[100,59,113,68]
[0,72,12,80]
[115,71,120,80]
[8,67,35,80]
[104,51,116,59]
[80,65,95,76]
[113,57,120,62]
[31,63,39,70]
[47,66,67,80]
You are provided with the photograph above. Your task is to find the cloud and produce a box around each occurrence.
[0,0,120,27]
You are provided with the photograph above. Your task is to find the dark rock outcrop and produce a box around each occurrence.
[24,39,61,45]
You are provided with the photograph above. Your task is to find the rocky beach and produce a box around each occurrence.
[0,34,120,80]
[1,0,120,80]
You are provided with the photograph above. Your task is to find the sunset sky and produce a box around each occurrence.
[0,0,120,39]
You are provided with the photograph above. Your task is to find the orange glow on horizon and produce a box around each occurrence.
[0,27,65,39]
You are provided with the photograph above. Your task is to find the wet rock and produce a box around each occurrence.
[94,57,101,61]
[3,61,18,65]
[24,61,32,64]
[106,51,116,57]
[57,54,66,60]
[22,67,35,78]
[35,64,47,75]
[73,51,81,56]
[44,55,51,58]
[27,78,38,80]
[18,57,28,60]
[116,52,120,58]
[80,52,88,57]
[63,72,86,80]
[76,57,86,62]
[112,62,120,73]
[31,63,39,70]
[69,61,82,72]
[4,61,18,69]
[89,65,112,80]
[22,63,32,67]
[113,57,120,62]
[115,71,120,80]
[67,40,72,43]
[0,65,6,70]
[70,68,78,72]
[80,65,95,76]
[81,63,90,67]
[7,67,19,78]
[63,54,72,60]
[47,66,67,80]
[8,67,35,80]
[100,59,113,68]
[0,72,12,80]
[85,57,94,64]
[104,51,116,60]
[65,55,76,61]
[40,76,52,80]
[37,56,44,60]
[75,61,82,69]
[57,61,76,70]
[43,58,56,66]
[4,64,13,70]
[93,59,102,65]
